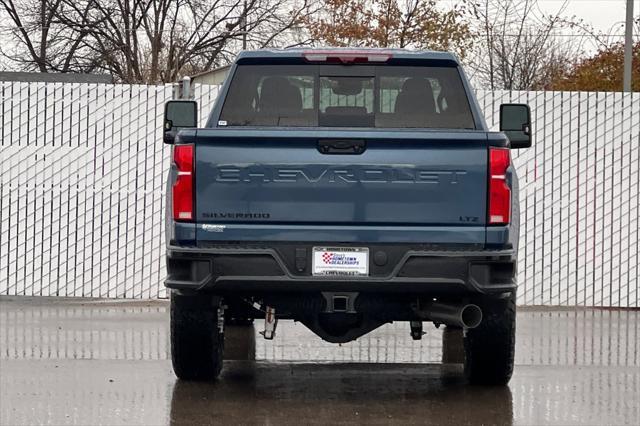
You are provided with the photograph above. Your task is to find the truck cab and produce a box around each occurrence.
[163,48,532,385]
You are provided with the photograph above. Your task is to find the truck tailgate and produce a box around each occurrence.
[193,129,488,242]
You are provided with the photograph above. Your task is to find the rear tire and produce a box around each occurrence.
[171,292,224,381]
[463,293,516,385]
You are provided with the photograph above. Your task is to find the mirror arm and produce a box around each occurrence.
[164,130,177,144]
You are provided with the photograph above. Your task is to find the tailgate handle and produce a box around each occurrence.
[318,139,366,155]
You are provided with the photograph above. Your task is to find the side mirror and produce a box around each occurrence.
[164,100,198,144]
[500,103,532,149]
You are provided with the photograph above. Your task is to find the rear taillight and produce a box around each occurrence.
[488,147,511,225]
[173,144,194,221]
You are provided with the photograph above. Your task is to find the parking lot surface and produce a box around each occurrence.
[0,296,638,425]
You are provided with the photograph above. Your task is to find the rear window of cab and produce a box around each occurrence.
[218,64,475,129]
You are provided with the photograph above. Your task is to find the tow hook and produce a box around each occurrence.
[410,321,425,340]
[260,306,278,340]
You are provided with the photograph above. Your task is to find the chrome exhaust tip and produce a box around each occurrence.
[459,303,482,329]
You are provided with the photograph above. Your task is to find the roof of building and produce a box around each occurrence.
[189,65,231,80]
[0,72,113,83]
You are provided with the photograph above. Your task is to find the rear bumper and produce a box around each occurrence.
[165,243,517,296]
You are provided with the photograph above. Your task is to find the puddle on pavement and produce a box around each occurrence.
[1,298,638,425]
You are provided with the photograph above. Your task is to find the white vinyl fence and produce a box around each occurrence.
[0,82,638,307]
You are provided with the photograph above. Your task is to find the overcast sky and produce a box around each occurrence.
[440,0,638,35]
[540,0,637,33]
[436,0,638,54]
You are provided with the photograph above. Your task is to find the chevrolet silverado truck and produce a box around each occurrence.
[163,48,532,385]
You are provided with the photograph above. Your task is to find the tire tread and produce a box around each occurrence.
[464,294,516,385]
[171,293,224,381]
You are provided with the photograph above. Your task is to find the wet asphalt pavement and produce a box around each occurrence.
[0,297,638,425]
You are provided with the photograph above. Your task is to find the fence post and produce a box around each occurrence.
[181,76,191,99]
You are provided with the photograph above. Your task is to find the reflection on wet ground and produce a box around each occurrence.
[0,297,638,425]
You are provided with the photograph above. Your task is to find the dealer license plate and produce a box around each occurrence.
[312,247,369,277]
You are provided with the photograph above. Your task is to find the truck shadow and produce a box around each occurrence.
[169,361,513,425]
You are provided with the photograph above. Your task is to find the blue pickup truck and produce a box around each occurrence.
[163,48,532,385]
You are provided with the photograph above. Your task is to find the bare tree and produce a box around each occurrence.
[60,0,315,83]
[468,0,576,90]
[1,0,313,82]
[0,0,95,72]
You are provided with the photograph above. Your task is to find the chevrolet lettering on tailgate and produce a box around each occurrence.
[214,165,468,185]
